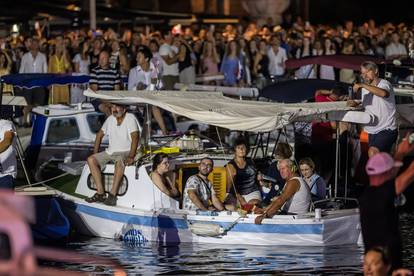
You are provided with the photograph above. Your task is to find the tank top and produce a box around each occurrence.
[228,159,259,195]
[282,176,311,214]
[258,55,270,78]
[179,44,193,72]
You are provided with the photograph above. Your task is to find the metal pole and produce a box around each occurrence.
[89,0,96,31]
[334,122,339,198]
[344,131,350,199]
[15,137,31,186]
[0,78,3,116]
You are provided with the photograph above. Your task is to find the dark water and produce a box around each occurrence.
[46,213,414,275]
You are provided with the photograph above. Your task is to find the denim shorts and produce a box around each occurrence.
[368,129,398,153]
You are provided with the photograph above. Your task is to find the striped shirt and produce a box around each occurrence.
[89,66,121,91]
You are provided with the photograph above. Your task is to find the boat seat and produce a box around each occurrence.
[176,164,227,208]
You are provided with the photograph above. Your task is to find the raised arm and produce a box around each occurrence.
[394,133,414,195]
[353,83,389,98]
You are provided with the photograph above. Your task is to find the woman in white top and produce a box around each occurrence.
[128,46,167,135]
[71,41,91,104]
[317,38,336,80]
[295,36,316,79]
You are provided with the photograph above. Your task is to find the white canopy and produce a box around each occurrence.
[84,89,372,132]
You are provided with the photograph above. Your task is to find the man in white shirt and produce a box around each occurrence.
[267,36,287,79]
[127,47,159,91]
[18,38,48,127]
[159,31,179,90]
[0,120,17,189]
[128,46,167,135]
[349,61,397,157]
[385,32,407,60]
[85,104,140,206]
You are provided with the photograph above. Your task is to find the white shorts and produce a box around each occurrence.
[225,190,262,205]
[242,190,262,202]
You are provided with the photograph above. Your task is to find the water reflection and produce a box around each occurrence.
[54,213,414,275]
[62,239,363,275]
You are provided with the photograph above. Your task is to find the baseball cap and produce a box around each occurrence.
[365,152,402,176]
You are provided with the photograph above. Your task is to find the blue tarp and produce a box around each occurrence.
[260,79,351,103]
[0,74,90,88]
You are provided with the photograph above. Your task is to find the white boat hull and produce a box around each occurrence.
[57,193,361,246]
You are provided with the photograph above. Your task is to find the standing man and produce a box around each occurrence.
[183,157,224,211]
[85,103,140,206]
[359,134,414,270]
[385,32,407,61]
[18,37,48,127]
[89,51,121,116]
[159,31,179,91]
[127,46,167,135]
[267,35,287,81]
[0,119,16,189]
[349,61,397,157]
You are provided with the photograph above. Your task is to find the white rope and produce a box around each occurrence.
[15,172,70,191]
[215,126,240,207]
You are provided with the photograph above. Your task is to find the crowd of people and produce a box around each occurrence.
[0,18,413,108]
[0,17,414,275]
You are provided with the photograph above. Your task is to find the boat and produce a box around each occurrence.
[27,103,107,181]
[45,89,372,246]
[0,190,126,275]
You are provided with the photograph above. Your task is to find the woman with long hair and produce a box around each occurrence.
[150,153,180,198]
[220,40,242,86]
[200,40,220,84]
[48,35,72,104]
[0,49,13,93]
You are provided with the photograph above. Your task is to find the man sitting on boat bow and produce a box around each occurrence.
[183,157,225,211]
[85,103,140,206]
[255,159,311,224]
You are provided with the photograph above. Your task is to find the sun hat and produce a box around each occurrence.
[365,152,403,176]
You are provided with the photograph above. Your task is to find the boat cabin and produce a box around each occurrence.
[26,103,107,180]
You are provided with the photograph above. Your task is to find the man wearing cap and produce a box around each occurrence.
[348,61,397,157]
[359,133,414,269]
[85,103,140,206]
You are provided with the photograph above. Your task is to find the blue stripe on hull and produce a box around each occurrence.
[74,203,323,235]
[76,204,188,229]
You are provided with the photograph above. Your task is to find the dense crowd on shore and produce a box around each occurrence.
[0,18,413,95]
[1,17,414,276]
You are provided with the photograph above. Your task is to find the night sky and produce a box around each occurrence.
[307,0,414,25]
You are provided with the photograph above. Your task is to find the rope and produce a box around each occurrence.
[15,172,70,192]
[215,126,240,207]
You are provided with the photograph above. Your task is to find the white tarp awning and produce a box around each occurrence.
[84,89,372,132]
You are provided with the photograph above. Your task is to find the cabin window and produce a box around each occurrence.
[87,173,128,196]
[87,113,106,133]
[46,117,80,143]
[0,233,11,260]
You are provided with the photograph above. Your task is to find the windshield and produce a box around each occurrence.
[86,113,106,133]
